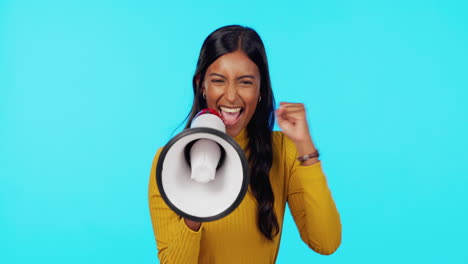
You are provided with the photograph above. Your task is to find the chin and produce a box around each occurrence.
[226,127,242,138]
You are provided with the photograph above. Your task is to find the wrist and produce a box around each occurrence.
[294,138,316,156]
[297,150,320,166]
[294,138,319,166]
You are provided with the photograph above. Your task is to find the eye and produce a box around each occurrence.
[211,79,224,83]
[240,80,253,85]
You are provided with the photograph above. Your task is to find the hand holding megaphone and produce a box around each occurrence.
[156,108,249,225]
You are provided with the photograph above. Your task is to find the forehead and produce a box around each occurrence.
[206,50,260,77]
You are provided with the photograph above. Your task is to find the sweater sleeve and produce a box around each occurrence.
[284,136,342,255]
[148,148,203,263]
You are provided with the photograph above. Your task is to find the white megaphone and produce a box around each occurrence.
[156,109,249,222]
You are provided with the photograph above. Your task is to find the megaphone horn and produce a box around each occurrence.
[156,108,249,222]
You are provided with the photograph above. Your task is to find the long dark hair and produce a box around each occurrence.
[185,25,279,240]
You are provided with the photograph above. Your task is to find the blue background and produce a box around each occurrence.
[1,0,467,263]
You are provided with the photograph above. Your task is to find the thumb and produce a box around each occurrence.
[275,107,291,130]
[275,107,286,124]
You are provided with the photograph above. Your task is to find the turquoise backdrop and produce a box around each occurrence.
[1,0,467,263]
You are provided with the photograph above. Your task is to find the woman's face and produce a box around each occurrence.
[202,50,261,137]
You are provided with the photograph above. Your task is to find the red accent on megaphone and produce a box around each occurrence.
[194,108,222,120]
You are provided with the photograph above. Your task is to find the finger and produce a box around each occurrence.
[279,102,305,108]
[279,107,306,119]
[275,108,286,121]
[283,111,305,119]
[275,107,285,117]
[277,104,309,121]
[276,109,296,126]
[281,113,305,123]
[281,107,305,114]
[280,106,305,113]
[279,105,305,115]
[278,103,304,112]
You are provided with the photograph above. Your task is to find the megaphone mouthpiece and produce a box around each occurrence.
[191,108,225,133]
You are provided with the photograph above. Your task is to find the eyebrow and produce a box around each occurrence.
[208,73,225,78]
[237,75,256,80]
[208,73,256,79]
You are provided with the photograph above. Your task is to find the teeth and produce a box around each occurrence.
[219,106,242,113]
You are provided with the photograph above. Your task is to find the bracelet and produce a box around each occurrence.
[297,151,320,163]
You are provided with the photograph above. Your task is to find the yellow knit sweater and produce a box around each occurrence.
[148,129,341,263]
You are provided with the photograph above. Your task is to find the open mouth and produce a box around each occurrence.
[218,106,243,126]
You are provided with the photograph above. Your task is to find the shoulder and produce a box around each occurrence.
[150,147,165,173]
[271,131,286,147]
[272,131,297,155]
[272,131,298,164]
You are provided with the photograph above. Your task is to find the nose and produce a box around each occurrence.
[224,83,237,103]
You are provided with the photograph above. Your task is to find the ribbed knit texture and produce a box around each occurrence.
[148,130,341,263]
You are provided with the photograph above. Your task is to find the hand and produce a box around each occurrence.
[276,102,312,144]
[276,102,318,164]
[184,218,201,231]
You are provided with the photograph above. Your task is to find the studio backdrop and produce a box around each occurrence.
[1,0,467,263]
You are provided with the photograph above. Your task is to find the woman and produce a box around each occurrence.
[148,25,341,263]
